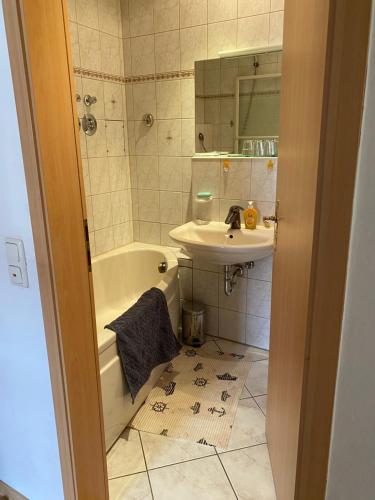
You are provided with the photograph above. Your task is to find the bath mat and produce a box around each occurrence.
[130,344,252,449]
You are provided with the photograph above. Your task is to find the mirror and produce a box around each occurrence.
[195,49,282,156]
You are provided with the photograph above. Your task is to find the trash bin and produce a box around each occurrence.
[182,301,206,347]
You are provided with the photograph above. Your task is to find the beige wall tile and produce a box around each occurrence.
[250,158,277,201]
[159,156,183,191]
[208,20,237,58]
[220,160,252,199]
[238,0,271,18]
[134,120,158,155]
[76,0,99,29]
[106,121,125,156]
[138,190,160,222]
[101,32,123,75]
[157,119,182,156]
[237,14,270,49]
[78,25,101,71]
[129,0,154,36]
[180,78,195,118]
[139,221,161,244]
[160,191,182,224]
[98,0,121,36]
[208,0,237,23]
[95,226,115,253]
[111,190,132,224]
[271,0,284,11]
[180,25,207,70]
[155,30,181,73]
[181,118,195,156]
[120,0,130,37]
[156,80,181,119]
[131,35,155,75]
[89,157,110,194]
[269,10,284,46]
[104,82,124,120]
[193,269,219,306]
[67,0,77,21]
[92,192,112,229]
[180,0,208,29]
[132,82,156,119]
[69,22,81,67]
[219,309,246,343]
[86,119,107,157]
[154,0,180,33]
[108,156,128,191]
[136,156,159,190]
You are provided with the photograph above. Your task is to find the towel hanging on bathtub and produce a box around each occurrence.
[105,287,181,403]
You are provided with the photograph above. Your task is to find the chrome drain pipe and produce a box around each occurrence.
[223,262,255,296]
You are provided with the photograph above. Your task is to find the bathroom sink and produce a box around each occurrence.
[169,221,274,265]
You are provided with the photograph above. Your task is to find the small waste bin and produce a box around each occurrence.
[182,301,206,347]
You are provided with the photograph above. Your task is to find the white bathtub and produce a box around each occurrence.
[92,242,180,451]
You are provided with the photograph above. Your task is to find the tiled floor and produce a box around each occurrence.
[107,337,276,500]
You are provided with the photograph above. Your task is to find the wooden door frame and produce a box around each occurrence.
[1,0,371,498]
[2,0,108,498]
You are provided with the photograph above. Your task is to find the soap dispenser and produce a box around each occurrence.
[243,201,258,230]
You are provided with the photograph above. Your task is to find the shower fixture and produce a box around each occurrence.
[143,113,154,127]
[82,113,97,136]
[83,94,97,106]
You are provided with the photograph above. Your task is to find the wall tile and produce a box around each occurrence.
[101,32,123,75]
[182,192,193,222]
[82,158,91,195]
[98,0,121,36]
[160,191,182,224]
[106,121,125,156]
[161,223,180,247]
[159,156,183,191]
[155,30,181,73]
[192,159,221,197]
[219,309,246,343]
[113,221,133,247]
[111,190,132,224]
[205,305,219,336]
[193,269,219,306]
[131,35,155,76]
[157,119,182,156]
[156,80,181,119]
[154,0,180,33]
[139,221,161,244]
[208,20,237,59]
[89,157,110,194]
[180,25,207,71]
[92,193,112,230]
[181,119,195,156]
[181,79,195,118]
[251,158,277,202]
[271,0,284,11]
[133,82,156,120]
[247,256,273,282]
[76,0,99,29]
[180,0,208,28]
[86,195,94,231]
[122,38,132,76]
[67,0,77,21]
[95,226,115,253]
[246,315,270,350]
[104,82,124,120]
[136,156,159,190]
[208,0,237,23]
[247,278,272,318]
[238,0,271,18]
[134,121,158,155]
[70,22,81,67]
[78,26,101,71]
[108,156,129,191]
[129,0,154,36]
[220,160,251,199]
[182,157,192,192]
[269,10,284,46]
[138,190,160,222]
[219,276,247,313]
[237,14,270,49]
[120,0,130,37]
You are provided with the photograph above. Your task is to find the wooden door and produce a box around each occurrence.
[267,1,372,499]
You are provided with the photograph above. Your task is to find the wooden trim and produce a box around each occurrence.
[0,480,29,500]
[296,0,372,498]
[2,0,108,498]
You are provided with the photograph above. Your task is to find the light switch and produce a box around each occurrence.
[4,238,29,287]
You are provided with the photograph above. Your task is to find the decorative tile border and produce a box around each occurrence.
[73,67,195,84]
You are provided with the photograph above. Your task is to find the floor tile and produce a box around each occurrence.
[246,360,269,396]
[109,472,152,500]
[140,431,215,469]
[254,395,267,415]
[217,398,266,453]
[217,339,269,361]
[149,455,236,499]
[240,385,252,399]
[107,429,146,479]
[220,444,276,500]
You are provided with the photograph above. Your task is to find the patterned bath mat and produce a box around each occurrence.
[130,345,252,449]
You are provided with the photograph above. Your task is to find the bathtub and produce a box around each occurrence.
[92,242,180,451]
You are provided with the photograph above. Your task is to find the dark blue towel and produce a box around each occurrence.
[105,287,181,402]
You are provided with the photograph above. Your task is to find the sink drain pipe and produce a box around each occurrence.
[223,262,254,296]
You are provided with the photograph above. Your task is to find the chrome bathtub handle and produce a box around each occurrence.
[158,261,168,273]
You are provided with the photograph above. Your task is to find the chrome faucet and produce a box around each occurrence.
[225,205,244,230]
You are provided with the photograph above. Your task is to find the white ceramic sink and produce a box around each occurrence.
[169,221,274,265]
